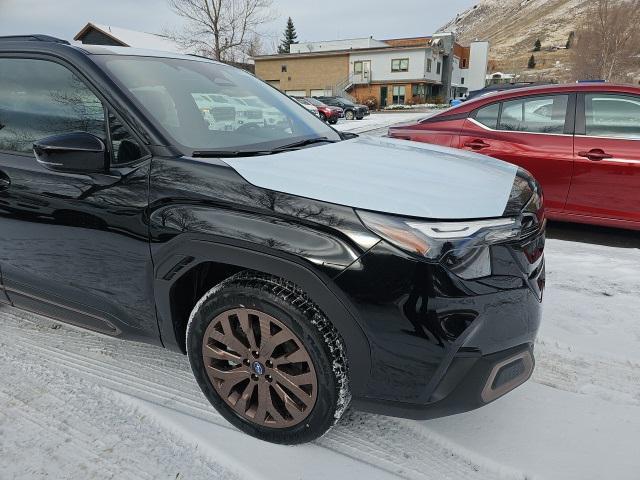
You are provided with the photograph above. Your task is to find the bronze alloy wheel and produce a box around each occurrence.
[202,308,318,428]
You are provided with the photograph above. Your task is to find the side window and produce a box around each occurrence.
[499,95,568,133]
[585,94,640,139]
[474,103,500,129]
[108,112,145,165]
[0,58,105,154]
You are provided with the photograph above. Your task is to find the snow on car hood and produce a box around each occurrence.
[224,136,518,219]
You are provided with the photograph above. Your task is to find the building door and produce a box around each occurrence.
[353,60,371,83]
[362,61,371,82]
[380,86,388,108]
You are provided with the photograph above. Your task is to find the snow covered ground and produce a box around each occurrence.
[1,116,639,479]
[1,237,638,480]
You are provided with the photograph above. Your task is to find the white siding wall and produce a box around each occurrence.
[424,48,443,83]
[451,57,462,86]
[467,41,489,91]
[349,49,437,83]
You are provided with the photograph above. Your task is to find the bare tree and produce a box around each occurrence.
[570,0,640,82]
[167,0,275,61]
[244,33,264,59]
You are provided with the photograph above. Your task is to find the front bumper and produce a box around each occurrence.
[333,230,544,418]
[351,343,535,419]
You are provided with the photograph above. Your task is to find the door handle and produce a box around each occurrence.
[578,149,613,161]
[464,140,490,150]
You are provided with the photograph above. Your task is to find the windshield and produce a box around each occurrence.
[94,55,341,154]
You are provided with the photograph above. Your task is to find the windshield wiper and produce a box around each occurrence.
[271,137,337,152]
[191,137,337,158]
[192,150,273,158]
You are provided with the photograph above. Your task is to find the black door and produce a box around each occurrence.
[380,86,388,108]
[0,56,157,340]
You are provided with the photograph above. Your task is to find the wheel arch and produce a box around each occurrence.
[153,238,372,395]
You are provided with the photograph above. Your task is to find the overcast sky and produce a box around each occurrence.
[0,0,476,52]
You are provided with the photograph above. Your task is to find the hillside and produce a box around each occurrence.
[438,0,592,81]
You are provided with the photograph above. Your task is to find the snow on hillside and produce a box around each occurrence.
[439,0,587,53]
[438,0,591,80]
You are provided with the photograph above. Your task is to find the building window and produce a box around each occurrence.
[461,77,465,85]
[426,58,432,73]
[436,62,441,75]
[281,64,287,73]
[354,61,363,74]
[392,85,406,104]
[461,58,467,68]
[412,84,426,101]
[391,58,409,72]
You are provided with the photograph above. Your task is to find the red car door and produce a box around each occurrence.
[459,94,575,214]
[566,93,640,227]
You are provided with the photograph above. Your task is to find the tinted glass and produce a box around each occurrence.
[474,103,500,129]
[108,112,145,165]
[499,95,568,133]
[0,58,105,154]
[96,56,341,154]
[585,94,640,139]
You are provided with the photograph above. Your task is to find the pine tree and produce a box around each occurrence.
[528,55,537,69]
[566,31,575,49]
[533,39,541,52]
[278,17,298,54]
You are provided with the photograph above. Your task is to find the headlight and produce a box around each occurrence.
[357,211,522,280]
[356,169,544,280]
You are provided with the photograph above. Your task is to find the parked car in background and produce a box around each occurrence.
[314,96,368,120]
[291,96,320,118]
[193,93,264,130]
[465,82,541,101]
[388,83,640,231]
[0,35,545,445]
[305,97,342,124]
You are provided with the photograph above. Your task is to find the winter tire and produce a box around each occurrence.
[345,109,355,120]
[186,271,350,444]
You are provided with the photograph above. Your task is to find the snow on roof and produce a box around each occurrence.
[74,22,185,54]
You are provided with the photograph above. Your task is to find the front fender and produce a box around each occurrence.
[152,236,373,396]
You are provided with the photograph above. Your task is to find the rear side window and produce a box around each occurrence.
[585,94,640,139]
[0,58,105,154]
[474,103,500,129]
[499,95,568,134]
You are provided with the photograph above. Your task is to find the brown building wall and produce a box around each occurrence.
[453,44,471,69]
[352,82,443,108]
[254,54,349,95]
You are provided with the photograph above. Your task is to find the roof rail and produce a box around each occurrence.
[0,35,70,45]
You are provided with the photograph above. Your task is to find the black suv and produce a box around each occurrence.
[0,36,545,445]
[314,95,369,120]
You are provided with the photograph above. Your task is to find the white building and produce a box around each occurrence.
[255,35,489,105]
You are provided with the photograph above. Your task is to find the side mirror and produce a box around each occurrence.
[33,132,108,174]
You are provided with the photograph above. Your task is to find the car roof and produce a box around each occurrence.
[0,34,223,65]
[460,82,640,109]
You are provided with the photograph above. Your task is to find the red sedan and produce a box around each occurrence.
[389,83,640,231]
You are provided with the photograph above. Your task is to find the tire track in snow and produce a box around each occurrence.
[533,337,640,406]
[0,306,524,480]
[0,341,236,480]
